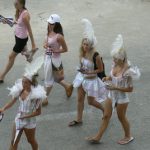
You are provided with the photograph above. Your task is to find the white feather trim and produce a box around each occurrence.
[8,79,47,100]
[82,18,97,47]
[30,85,47,101]
[7,79,23,98]
[124,66,141,80]
[24,56,44,81]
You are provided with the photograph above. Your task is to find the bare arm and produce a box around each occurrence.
[0,98,17,113]
[43,38,48,49]
[23,12,36,50]
[54,34,68,53]
[115,86,133,92]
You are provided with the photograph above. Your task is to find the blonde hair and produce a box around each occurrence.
[79,38,95,62]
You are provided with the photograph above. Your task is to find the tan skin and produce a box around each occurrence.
[86,57,133,144]
[0,77,41,150]
[42,23,72,105]
[0,0,36,81]
[69,39,104,125]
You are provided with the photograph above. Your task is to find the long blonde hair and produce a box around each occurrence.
[79,38,96,62]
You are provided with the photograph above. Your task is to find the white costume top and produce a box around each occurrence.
[108,64,140,109]
[73,57,107,103]
[8,79,47,129]
[108,68,132,108]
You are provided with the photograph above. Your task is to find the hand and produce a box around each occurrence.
[1,18,7,24]
[106,84,117,90]
[80,69,89,74]
[18,116,26,120]
[102,77,110,82]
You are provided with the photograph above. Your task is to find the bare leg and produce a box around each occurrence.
[59,80,73,97]
[86,98,112,141]
[68,86,86,126]
[76,86,86,122]
[42,86,53,106]
[0,51,18,81]
[24,128,38,150]
[116,103,132,144]
[87,96,104,113]
[9,123,23,150]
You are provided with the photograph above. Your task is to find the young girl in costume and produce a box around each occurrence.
[69,19,107,127]
[86,34,141,145]
[0,57,46,150]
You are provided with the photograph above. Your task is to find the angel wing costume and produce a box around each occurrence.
[7,56,46,145]
[109,34,141,109]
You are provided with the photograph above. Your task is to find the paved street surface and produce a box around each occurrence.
[0,0,150,149]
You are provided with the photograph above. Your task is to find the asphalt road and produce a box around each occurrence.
[0,0,150,150]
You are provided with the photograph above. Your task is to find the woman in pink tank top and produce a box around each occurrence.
[42,14,73,106]
[0,0,37,83]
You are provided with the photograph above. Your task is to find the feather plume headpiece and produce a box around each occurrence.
[81,18,97,48]
[111,34,126,60]
[24,56,44,81]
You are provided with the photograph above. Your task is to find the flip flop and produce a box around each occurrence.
[26,48,39,63]
[118,137,134,145]
[68,120,82,127]
[0,80,4,84]
[86,138,100,144]
[0,113,4,122]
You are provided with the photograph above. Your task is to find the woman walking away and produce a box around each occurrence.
[0,0,37,84]
[42,14,73,106]
[86,34,141,145]
[69,19,107,127]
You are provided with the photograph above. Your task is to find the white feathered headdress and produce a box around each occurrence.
[81,18,97,48]
[111,34,126,60]
[24,56,44,81]
[7,56,45,98]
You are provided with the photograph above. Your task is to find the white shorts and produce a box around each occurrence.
[44,55,62,87]
[24,123,36,129]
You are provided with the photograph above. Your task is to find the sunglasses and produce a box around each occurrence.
[0,113,4,122]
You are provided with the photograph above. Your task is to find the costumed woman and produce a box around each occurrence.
[0,57,46,150]
[42,14,73,106]
[86,34,141,145]
[69,19,107,127]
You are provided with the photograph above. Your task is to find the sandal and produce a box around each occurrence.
[85,137,100,144]
[68,120,82,127]
[0,80,4,84]
[0,113,4,122]
[26,48,38,63]
[117,137,134,145]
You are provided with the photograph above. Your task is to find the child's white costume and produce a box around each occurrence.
[109,34,141,109]
[73,19,107,103]
[7,57,46,144]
